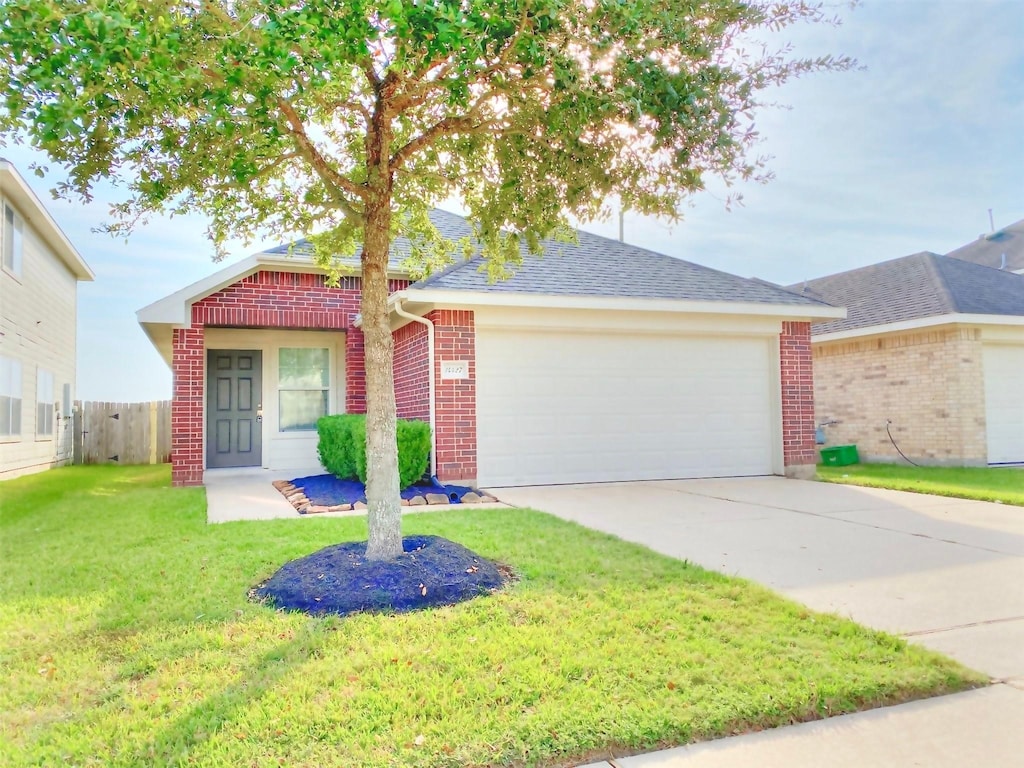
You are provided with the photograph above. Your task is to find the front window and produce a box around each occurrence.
[278,348,329,431]
[2,202,24,278]
[0,355,22,437]
[36,368,54,437]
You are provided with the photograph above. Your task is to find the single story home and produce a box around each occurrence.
[138,210,843,488]
[793,252,1024,466]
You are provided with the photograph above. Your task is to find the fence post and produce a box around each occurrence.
[149,401,158,465]
[73,400,84,465]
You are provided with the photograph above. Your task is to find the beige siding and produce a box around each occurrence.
[0,195,78,479]
[813,327,987,465]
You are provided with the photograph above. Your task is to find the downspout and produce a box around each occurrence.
[392,297,438,481]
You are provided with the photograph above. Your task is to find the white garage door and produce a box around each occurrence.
[983,344,1024,464]
[475,328,777,486]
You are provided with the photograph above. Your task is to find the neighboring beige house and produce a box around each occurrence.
[791,252,1024,466]
[0,159,94,480]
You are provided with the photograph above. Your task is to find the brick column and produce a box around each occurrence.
[171,327,205,486]
[780,321,817,479]
[345,326,366,414]
[428,310,477,485]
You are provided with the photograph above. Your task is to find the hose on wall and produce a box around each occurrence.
[886,420,921,467]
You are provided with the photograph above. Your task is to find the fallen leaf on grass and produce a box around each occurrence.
[666,681,676,690]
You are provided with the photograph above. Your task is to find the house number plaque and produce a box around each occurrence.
[440,360,469,380]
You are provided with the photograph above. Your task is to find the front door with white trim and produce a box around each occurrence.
[206,349,263,468]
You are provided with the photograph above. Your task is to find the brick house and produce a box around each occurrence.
[793,252,1024,466]
[138,210,842,488]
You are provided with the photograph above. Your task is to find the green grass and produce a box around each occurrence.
[1,465,984,767]
[818,463,1024,506]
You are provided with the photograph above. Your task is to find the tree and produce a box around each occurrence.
[0,1,852,560]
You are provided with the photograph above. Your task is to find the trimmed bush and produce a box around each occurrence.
[317,414,364,480]
[395,418,432,489]
[317,414,432,490]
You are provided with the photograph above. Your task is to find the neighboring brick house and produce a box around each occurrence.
[138,210,842,488]
[792,252,1024,466]
[0,160,94,480]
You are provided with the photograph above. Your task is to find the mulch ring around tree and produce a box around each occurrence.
[272,474,499,515]
[250,535,513,616]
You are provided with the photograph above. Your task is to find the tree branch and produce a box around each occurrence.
[388,83,508,172]
[277,98,366,216]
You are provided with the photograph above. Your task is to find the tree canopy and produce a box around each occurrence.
[0,0,851,274]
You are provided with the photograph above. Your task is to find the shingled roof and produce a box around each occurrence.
[401,211,831,307]
[788,251,1024,336]
[264,208,833,308]
[946,218,1024,272]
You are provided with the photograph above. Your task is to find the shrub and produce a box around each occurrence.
[318,414,432,490]
[395,418,432,489]
[317,414,363,480]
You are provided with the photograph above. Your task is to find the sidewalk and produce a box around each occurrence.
[579,684,1024,768]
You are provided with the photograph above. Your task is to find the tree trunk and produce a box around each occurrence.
[361,93,403,562]
[361,193,402,560]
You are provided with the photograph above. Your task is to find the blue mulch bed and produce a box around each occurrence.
[252,535,506,616]
[290,473,477,506]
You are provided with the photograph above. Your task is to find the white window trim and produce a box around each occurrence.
[36,367,55,441]
[0,355,23,441]
[277,346,331,433]
[2,201,25,280]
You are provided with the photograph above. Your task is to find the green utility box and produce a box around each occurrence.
[820,445,859,466]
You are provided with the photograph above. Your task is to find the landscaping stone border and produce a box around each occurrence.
[272,479,498,515]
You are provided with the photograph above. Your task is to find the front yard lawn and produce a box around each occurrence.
[818,463,1024,506]
[1,466,983,767]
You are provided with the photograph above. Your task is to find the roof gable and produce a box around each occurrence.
[791,251,1024,335]
[0,159,94,281]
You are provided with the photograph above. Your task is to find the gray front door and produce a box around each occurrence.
[206,350,262,468]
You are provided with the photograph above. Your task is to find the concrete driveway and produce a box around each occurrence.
[492,478,1024,680]
[494,478,1024,766]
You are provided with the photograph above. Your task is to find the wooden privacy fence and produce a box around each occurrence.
[74,400,172,466]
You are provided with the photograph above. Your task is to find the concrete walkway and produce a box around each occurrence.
[204,467,508,523]
[492,478,1024,766]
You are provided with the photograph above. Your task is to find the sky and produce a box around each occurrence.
[3,0,1022,402]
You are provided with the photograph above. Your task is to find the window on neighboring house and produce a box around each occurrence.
[2,202,24,278]
[278,348,329,431]
[36,368,54,437]
[0,355,22,437]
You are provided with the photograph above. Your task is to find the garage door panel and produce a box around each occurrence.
[476,328,777,486]
[983,344,1024,464]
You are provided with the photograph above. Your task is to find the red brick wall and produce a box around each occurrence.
[191,271,408,329]
[429,310,477,483]
[393,321,430,421]
[171,327,205,486]
[780,321,817,468]
[344,327,366,415]
[170,269,410,485]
